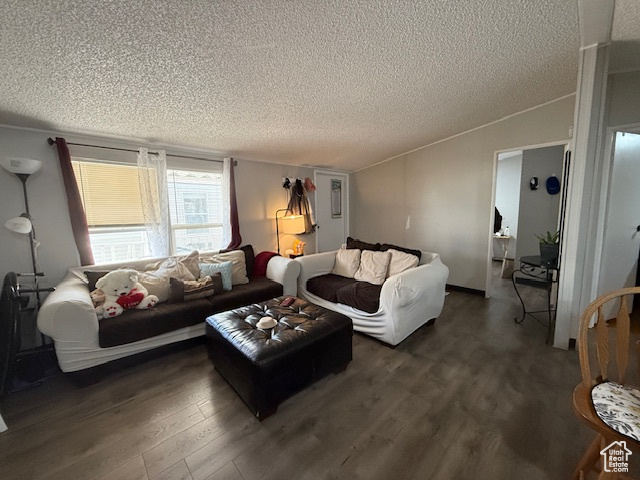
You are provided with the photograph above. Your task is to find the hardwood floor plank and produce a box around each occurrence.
[41,404,205,480]
[96,455,149,480]
[202,462,244,480]
[185,417,267,480]
[143,401,253,478]
[150,460,193,480]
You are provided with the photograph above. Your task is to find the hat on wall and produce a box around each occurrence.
[546,175,560,195]
[529,176,539,190]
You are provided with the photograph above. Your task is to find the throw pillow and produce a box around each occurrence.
[199,261,233,291]
[253,251,278,278]
[346,236,382,251]
[199,250,249,285]
[354,250,392,285]
[85,270,110,291]
[380,243,422,261]
[169,274,222,302]
[387,249,420,277]
[138,259,197,303]
[145,250,200,279]
[220,245,255,278]
[332,248,361,278]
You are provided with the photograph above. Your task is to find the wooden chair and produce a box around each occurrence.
[573,287,640,479]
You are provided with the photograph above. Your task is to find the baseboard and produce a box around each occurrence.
[446,284,486,297]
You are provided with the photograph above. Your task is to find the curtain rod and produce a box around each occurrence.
[47,138,224,163]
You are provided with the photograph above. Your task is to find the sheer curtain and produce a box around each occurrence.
[222,157,242,249]
[137,148,171,257]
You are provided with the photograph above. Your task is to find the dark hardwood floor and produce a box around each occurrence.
[0,265,630,480]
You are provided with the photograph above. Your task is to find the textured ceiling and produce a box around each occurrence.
[610,0,640,73]
[0,1,581,171]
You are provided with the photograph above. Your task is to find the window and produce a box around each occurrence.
[72,158,223,263]
[168,169,223,254]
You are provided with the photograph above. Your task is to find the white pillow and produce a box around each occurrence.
[144,250,200,279]
[332,248,361,278]
[137,272,171,303]
[139,259,196,303]
[199,250,249,285]
[354,250,391,285]
[387,249,420,277]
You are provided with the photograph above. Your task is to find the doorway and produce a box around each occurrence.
[488,142,568,297]
[598,129,640,317]
[314,169,349,252]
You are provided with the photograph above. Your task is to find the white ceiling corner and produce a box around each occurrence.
[0,0,584,171]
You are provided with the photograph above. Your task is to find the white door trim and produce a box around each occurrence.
[592,123,640,299]
[313,169,350,253]
[486,140,570,297]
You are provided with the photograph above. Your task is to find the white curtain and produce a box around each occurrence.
[221,157,232,249]
[137,148,171,257]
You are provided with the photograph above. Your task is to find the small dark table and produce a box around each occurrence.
[512,255,559,344]
[206,297,353,419]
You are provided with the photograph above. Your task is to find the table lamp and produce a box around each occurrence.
[275,209,305,254]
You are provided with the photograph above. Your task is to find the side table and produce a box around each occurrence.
[512,255,559,344]
[494,235,513,278]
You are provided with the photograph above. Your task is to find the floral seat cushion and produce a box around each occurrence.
[591,382,640,442]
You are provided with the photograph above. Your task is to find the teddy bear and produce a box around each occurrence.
[90,288,106,316]
[95,269,159,319]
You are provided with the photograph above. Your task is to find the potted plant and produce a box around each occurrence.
[535,230,560,266]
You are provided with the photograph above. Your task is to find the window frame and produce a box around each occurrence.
[69,144,224,263]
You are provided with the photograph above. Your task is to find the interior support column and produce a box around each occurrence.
[555,42,610,348]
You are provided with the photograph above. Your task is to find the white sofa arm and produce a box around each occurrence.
[266,256,301,297]
[380,253,449,321]
[296,251,337,288]
[37,271,99,345]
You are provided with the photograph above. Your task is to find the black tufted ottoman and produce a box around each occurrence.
[205,297,353,419]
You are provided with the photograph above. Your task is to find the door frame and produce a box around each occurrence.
[592,122,640,300]
[486,140,570,298]
[313,169,350,253]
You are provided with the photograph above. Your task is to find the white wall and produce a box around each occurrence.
[607,71,640,128]
[352,95,575,292]
[235,160,316,255]
[494,153,522,258]
[516,145,565,259]
[0,125,315,289]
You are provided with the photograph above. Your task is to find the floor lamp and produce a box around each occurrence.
[1,158,44,308]
[275,209,306,255]
[1,158,55,394]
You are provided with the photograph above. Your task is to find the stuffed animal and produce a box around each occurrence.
[90,288,106,316]
[95,269,159,319]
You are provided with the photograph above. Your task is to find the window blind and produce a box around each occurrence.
[72,161,157,226]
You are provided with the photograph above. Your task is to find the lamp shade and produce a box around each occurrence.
[1,157,42,175]
[280,215,305,234]
[5,216,32,234]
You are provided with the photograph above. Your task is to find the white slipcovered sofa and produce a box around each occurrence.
[296,250,449,346]
[38,249,299,376]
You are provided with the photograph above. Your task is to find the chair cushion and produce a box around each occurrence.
[591,381,640,442]
[335,281,382,313]
[307,274,356,303]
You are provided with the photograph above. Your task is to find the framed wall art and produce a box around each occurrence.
[331,179,342,217]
